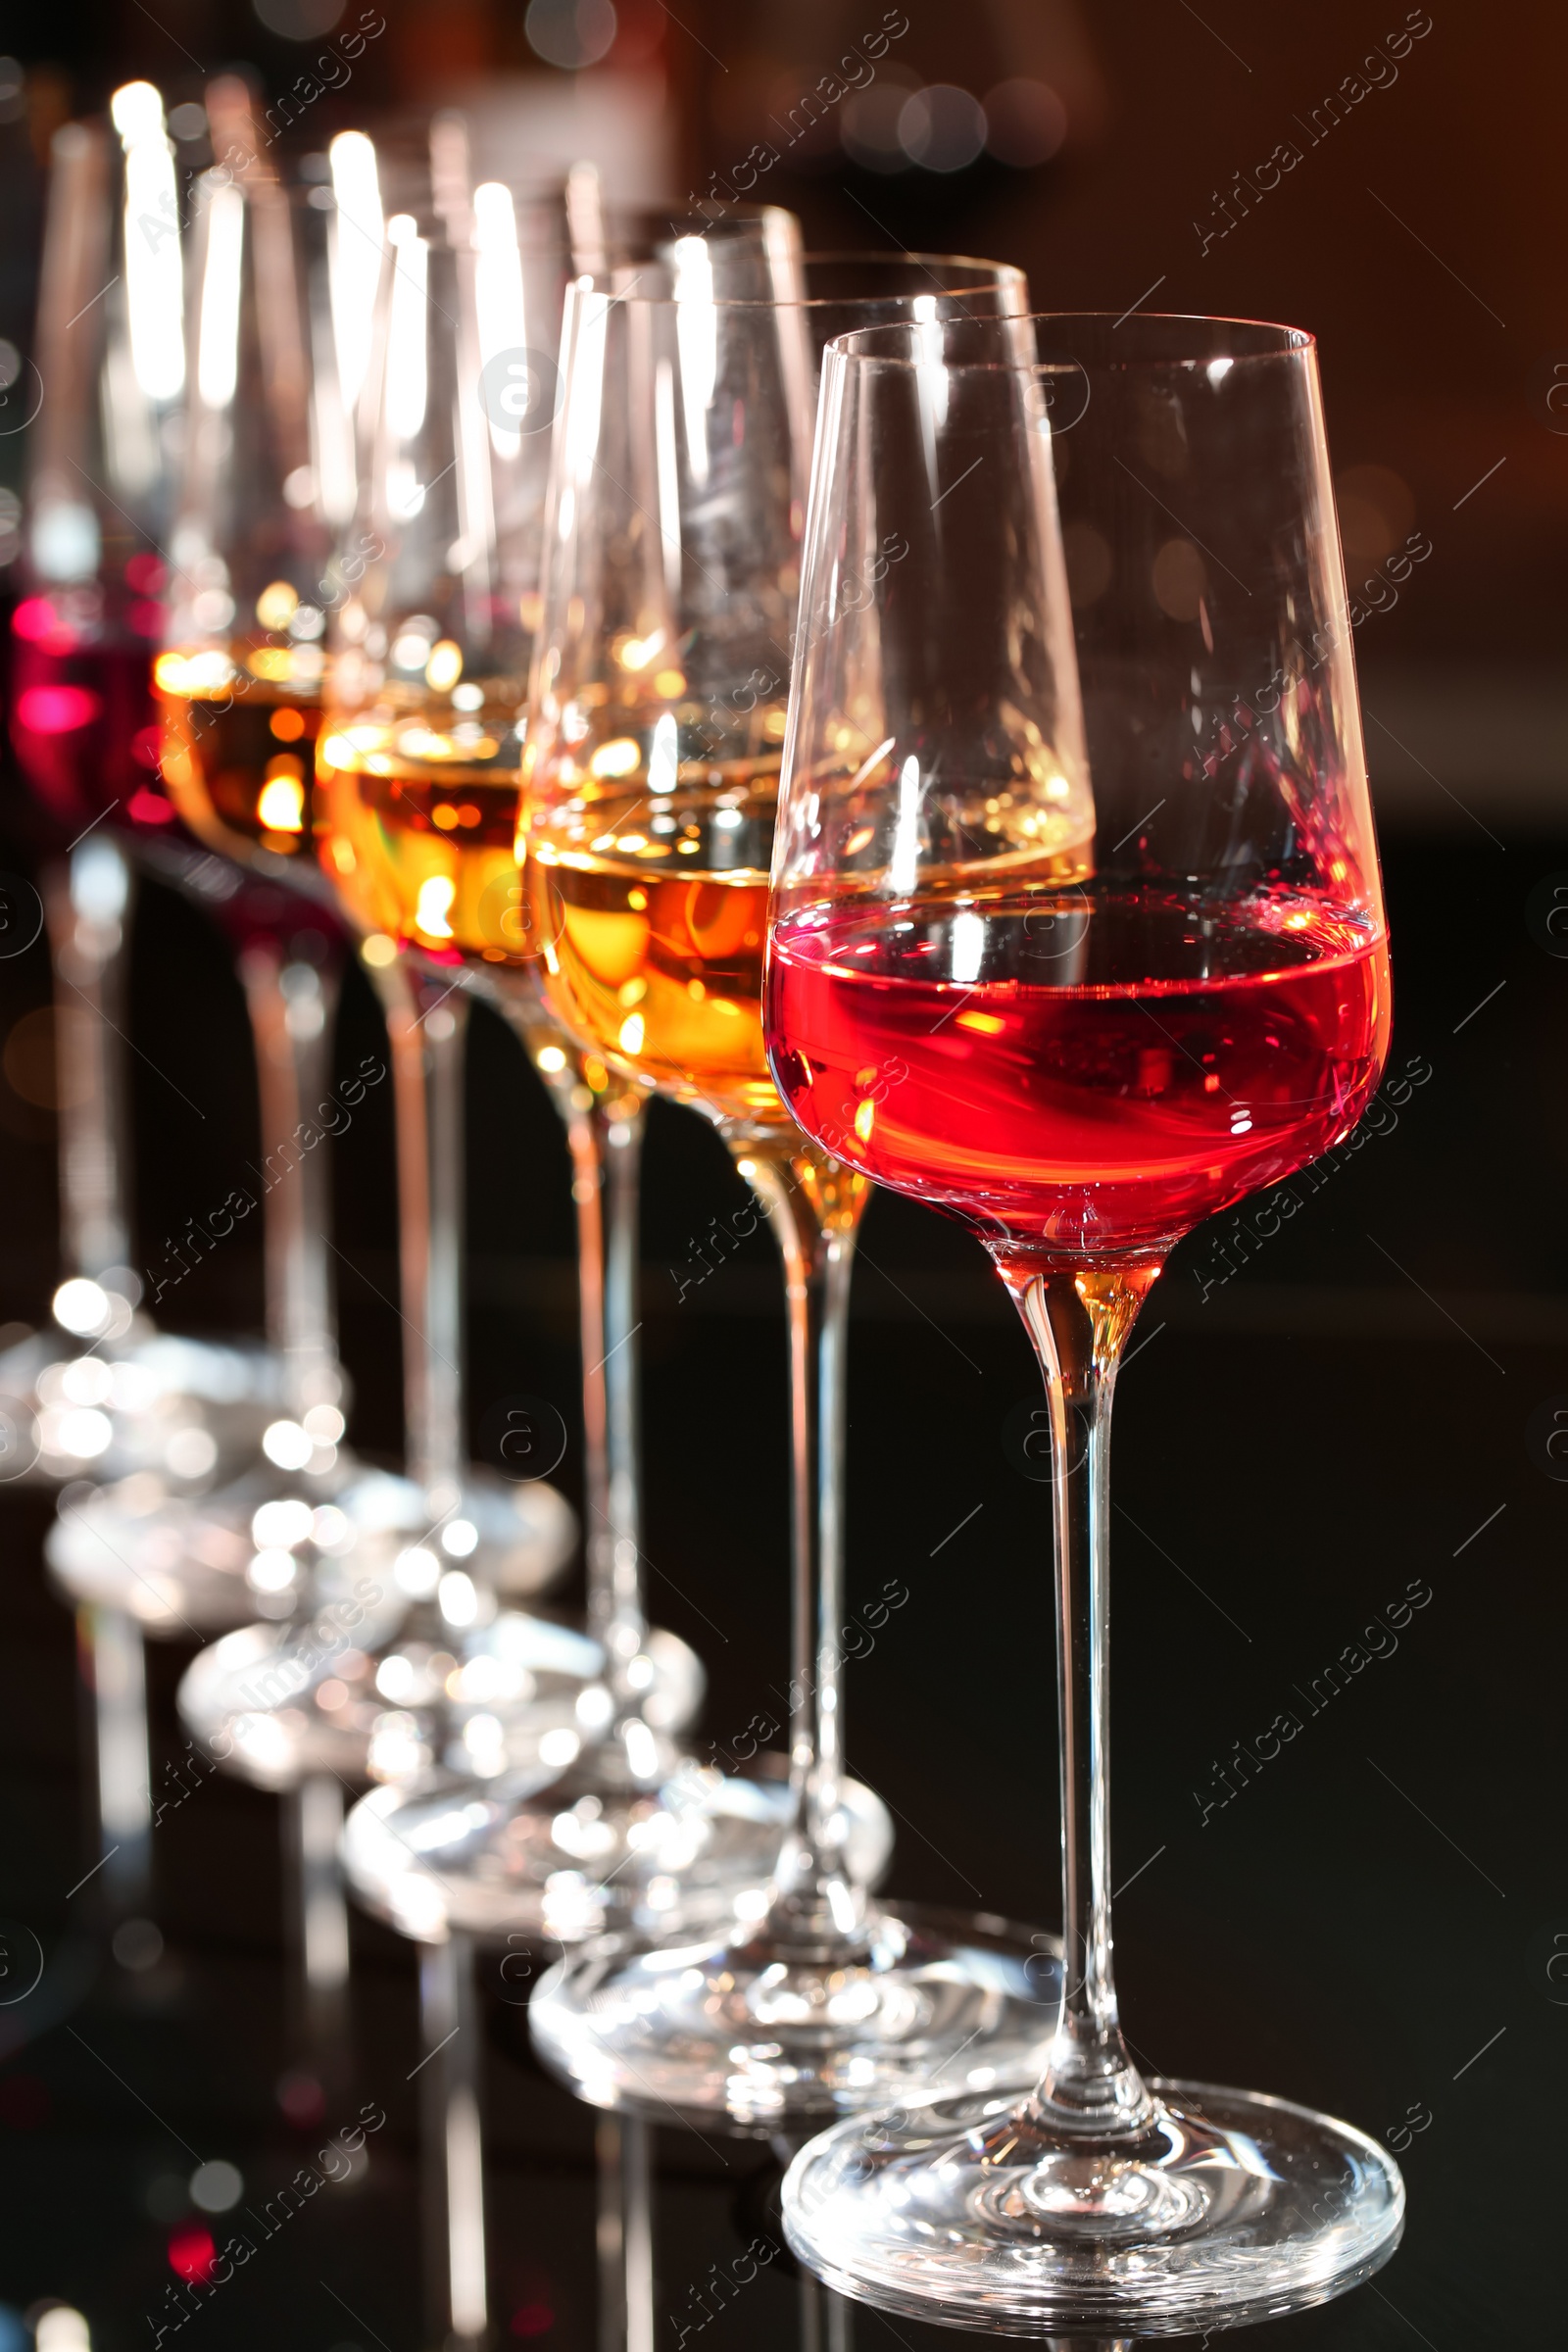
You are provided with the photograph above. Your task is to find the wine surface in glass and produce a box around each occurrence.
[528,777,784,1130]
[316,704,530,963]
[12,622,171,838]
[157,651,322,865]
[767,881,1391,1256]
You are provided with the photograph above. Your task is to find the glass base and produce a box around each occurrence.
[179,1602,705,1795]
[530,1904,1061,2127]
[179,1608,604,1790]
[47,1459,413,1635]
[343,1758,892,1946]
[49,1459,576,1636]
[49,1472,282,1635]
[0,1324,284,1490]
[782,2078,1404,2335]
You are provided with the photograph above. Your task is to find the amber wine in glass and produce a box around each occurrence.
[317,684,528,959]
[524,265,1063,2126]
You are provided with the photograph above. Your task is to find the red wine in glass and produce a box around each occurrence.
[771,313,1407,2340]
[10,562,180,841]
[766,877,1391,1257]
[9,578,349,959]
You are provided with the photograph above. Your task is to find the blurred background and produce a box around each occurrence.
[0,1,1562,2347]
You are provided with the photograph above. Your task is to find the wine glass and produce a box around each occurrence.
[5,85,304,1930]
[148,97,458,1592]
[159,110,577,1602]
[313,158,804,2349]
[165,106,597,2072]
[144,105,582,2108]
[313,141,674,1642]
[320,189,838,1958]
[4,89,290,1496]
[771,312,1402,2331]
[521,259,1064,2125]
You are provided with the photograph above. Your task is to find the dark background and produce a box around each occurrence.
[0,2,1562,2347]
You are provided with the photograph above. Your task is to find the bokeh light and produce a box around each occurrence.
[167,2226,217,2283]
[984,78,1068,167]
[524,0,617,71]
[899,84,987,173]
[251,0,346,35]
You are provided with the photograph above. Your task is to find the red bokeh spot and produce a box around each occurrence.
[169,2227,217,2282]
[276,2068,326,2127]
[125,554,166,594]
[127,787,177,825]
[606,0,663,67]
[16,684,100,734]
[0,2073,49,2128]
[130,724,164,769]
[11,597,58,643]
[511,2304,554,2337]
[128,599,165,638]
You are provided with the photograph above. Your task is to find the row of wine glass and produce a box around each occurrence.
[6,74,1401,2342]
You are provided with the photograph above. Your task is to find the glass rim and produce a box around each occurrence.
[574,255,1028,314]
[369,184,584,250]
[823,310,1316,371]
[799,249,1026,279]
[605,196,797,226]
[193,162,341,206]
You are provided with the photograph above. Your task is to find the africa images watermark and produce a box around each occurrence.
[671,2239,781,2347]
[684,10,911,218]
[261,9,387,146]
[1189,1051,1434,1304]
[129,17,389,261]
[233,1581,386,1715]
[143,1051,388,1308]
[1195,534,1434,784]
[1191,1573,1434,1827]
[144,2098,387,2343]
[696,1576,911,1775]
[1192,9,1435,258]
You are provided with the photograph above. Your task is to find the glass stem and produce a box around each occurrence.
[493,972,653,1720]
[995,1254,1162,2138]
[237,941,344,1426]
[596,2116,655,2352]
[374,957,469,1502]
[50,849,149,1927]
[418,1932,488,2350]
[81,1601,152,1916]
[799,2271,853,2352]
[740,1146,867,1949]
[284,1772,351,2082]
[602,1093,649,1681]
[45,845,134,1281]
[563,1083,649,1712]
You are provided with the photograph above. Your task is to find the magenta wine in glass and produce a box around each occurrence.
[768,314,1402,2334]
[9,84,286,1931]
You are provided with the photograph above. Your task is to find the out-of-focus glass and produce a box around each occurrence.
[522,262,1067,2129]
[155,96,359,882]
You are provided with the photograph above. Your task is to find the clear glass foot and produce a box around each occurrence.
[0,1305,284,1492]
[178,1604,605,1789]
[178,1579,702,1795]
[49,1458,575,1636]
[530,1904,1061,2126]
[782,2079,1404,2335]
[342,1754,891,1946]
